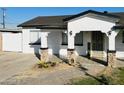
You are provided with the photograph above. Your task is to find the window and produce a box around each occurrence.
[62,32,68,45]
[122,31,124,43]
[62,31,83,46]
[75,32,83,46]
[30,30,41,44]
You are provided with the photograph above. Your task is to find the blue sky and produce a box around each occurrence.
[0,7,124,28]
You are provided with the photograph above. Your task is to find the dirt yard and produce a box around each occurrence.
[0,52,124,85]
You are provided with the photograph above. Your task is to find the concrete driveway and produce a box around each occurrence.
[0,52,39,82]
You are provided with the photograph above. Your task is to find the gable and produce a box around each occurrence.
[68,13,119,24]
[68,16,116,34]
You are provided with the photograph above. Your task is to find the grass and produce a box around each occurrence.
[71,77,101,85]
[70,67,124,85]
[110,67,124,84]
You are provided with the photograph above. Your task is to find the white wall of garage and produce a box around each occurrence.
[2,32,22,52]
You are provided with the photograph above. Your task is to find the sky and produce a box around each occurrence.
[0,7,124,29]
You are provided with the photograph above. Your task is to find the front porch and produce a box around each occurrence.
[39,29,121,67]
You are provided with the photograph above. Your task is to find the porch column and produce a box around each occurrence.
[67,31,76,65]
[40,32,49,62]
[107,31,118,68]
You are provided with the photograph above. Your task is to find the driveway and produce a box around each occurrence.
[0,52,39,82]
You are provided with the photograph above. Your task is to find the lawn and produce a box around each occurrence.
[70,67,124,85]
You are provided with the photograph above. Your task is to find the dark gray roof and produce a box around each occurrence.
[18,10,124,30]
[18,15,72,29]
[110,12,124,30]
[110,12,124,26]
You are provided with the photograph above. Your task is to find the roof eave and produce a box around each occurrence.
[36,26,67,30]
[19,25,67,30]
[112,26,124,30]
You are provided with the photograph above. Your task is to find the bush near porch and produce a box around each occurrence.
[70,67,124,85]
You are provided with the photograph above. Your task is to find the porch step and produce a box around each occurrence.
[91,51,104,58]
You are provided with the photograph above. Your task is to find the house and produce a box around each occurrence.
[1,10,124,67]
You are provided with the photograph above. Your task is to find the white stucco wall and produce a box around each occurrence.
[115,31,124,58]
[2,32,22,52]
[48,31,62,54]
[22,29,41,54]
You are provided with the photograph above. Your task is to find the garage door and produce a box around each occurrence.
[2,32,22,52]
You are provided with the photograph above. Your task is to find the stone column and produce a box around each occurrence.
[40,32,49,62]
[107,31,118,68]
[67,31,76,65]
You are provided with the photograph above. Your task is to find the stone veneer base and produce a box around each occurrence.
[40,48,49,62]
[67,49,76,65]
[107,50,116,68]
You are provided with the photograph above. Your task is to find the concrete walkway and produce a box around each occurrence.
[0,52,124,85]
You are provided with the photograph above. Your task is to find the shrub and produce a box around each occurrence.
[37,61,57,68]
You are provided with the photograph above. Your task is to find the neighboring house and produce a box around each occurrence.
[0,28,22,52]
[1,10,124,66]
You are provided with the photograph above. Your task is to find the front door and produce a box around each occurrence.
[92,31,103,51]
[91,31,104,57]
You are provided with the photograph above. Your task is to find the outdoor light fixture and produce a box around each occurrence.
[107,30,112,35]
[64,30,67,34]
[69,31,72,36]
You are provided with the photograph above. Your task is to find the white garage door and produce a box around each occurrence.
[2,32,22,52]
